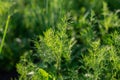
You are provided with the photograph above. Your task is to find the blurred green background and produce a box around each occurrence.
[0,0,120,79]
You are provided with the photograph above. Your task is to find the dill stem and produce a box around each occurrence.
[0,15,10,53]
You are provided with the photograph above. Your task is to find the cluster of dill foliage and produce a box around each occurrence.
[0,0,120,80]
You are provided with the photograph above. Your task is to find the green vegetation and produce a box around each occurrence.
[0,0,120,80]
[0,15,10,53]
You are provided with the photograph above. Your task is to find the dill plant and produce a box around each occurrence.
[17,18,76,80]
[79,2,120,80]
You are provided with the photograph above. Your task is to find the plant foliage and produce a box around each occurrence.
[0,0,120,80]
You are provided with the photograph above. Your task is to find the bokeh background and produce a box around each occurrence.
[0,0,120,79]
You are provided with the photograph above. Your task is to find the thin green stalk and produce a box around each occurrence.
[0,15,10,53]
